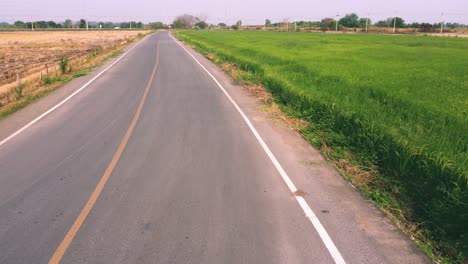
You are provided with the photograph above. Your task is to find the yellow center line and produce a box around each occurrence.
[48,40,160,264]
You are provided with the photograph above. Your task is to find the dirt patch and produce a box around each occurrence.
[206,53,215,60]
[293,189,307,197]
[246,84,273,104]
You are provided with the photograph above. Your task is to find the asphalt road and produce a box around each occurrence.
[0,32,430,263]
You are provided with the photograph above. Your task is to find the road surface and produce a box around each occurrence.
[0,31,429,263]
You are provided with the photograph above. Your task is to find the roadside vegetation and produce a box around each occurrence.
[175,30,467,263]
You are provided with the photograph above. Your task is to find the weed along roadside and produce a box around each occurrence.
[0,31,150,120]
[174,30,468,263]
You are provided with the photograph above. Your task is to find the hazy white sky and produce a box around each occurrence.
[1,0,467,24]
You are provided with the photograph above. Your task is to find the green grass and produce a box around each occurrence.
[110,49,123,58]
[42,76,68,85]
[175,30,468,262]
[72,69,90,78]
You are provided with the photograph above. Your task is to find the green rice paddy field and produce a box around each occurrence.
[175,31,467,261]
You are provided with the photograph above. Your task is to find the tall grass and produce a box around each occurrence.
[59,56,69,74]
[176,30,468,262]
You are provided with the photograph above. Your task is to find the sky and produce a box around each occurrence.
[1,0,467,24]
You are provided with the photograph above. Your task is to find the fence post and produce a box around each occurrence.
[17,73,20,88]
[45,63,49,76]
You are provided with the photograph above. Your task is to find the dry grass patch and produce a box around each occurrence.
[0,30,150,118]
[0,30,148,89]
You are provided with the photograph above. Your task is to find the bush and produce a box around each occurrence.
[420,23,433,33]
[195,21,208,29]
[43,76,65,84]
[59,56,69,74]
[43,76,54,85]
[320,18,335,31]
[14,84,24,99]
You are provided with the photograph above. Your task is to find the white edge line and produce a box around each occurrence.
[169,33,347,264]
[0,34,150,148]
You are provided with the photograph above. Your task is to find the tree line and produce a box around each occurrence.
[0,20,153,29]
[170,14,240,30]
[2,13,465,31]
[170,13,465,32]
[265,13,465,32]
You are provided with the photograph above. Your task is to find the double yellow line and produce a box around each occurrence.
[49,40,160,264]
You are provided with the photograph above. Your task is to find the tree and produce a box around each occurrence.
[391,17,405,28]
[320,18,334,31]
[231,20,242,30]
[99,22,115,29]
[64,19,73,28]
[14,21,26,28]
[359,18,371,28]
[374,18,394,28]
[0,22,11,28]
[374,20,388,27]
[36,21,48,28]
[47,21,57,28]
[79,19,87,29]
[445,22,461,29]
[172,14,196,29]
[420,23,433,33]
[147,22,167,29]
[408,22,420,28]
[195,21,208,29]
[217,22,227,28]
[339,13,359,28]
[265,19,271,27]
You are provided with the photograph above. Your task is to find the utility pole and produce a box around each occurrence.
[365,17,369,32]
[130,21,132,29]
[335,14,339,32]
[440,12,444,34]
[393,17,396,33]
[294,21,297,31]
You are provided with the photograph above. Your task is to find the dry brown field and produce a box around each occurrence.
[0,30,149,93]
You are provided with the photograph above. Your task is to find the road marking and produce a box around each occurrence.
[170,34,347,264]
[48,41,160,264]
[0,35,150,149]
